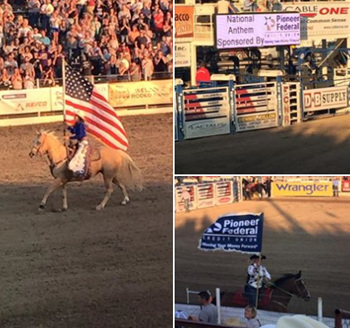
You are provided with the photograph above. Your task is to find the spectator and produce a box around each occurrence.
[196,61,211,86]
[11,68,23,89]
[5,53,18,76]
[20,56,35,77]
[129,60,141,81]
[23,69,35,88]
[142,52,153,80]
[189,291,218,324]
[244,306,261,328]
[0,68,11,88]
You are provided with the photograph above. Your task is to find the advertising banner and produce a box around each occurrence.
[282,84,291,126]
[342,180,350,192]
[183,86,231,139]
[272,181,333,197]
[175,6,194,38]
[0,89,51,114]
[236,112,278,132]
[235,86,277,114]
[215,13,300,49]
[283,2,350,40]
[197,184,216,209]
[175,43,191,68]
[109,80,173,108]
[215,182,234,205]
[199,213,264,253]
[175,185,197,212]
[303,87,348,112]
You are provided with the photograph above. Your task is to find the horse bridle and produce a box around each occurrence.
[29,138,67,169]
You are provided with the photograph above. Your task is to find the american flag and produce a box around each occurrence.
[64,66,129,151]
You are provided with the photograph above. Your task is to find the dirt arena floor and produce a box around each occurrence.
[175,114,350,174]
[175,197,350,317]
[0,114,172,328]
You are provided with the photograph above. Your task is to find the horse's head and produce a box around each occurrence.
[29,131,50,158]
[293,271,311,301]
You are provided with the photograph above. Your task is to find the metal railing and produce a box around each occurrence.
[335,309,350,328]
[175,319,237,328]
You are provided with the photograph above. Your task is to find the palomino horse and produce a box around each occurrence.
[29,130,143,211]
[214,271,311,312]
[242,178,267,200]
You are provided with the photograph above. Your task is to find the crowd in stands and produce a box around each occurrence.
[0,0,173,89]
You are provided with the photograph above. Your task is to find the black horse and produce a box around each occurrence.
[212,271,311,312]
[242,178,267,200]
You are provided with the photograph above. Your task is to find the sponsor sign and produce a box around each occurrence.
[215,13,300,49]
[283,2,350,41]
[272,182,333,197]
[0,89,51,114]
[175,43,191,68]
[185,118,230,138]
[215,182,234,205]
[342,180,350,192]
[109,80,173,108]
[236,112,278,132]
[197,184,216,209]
[183,87,231,139]
[175,6,194,38]
[199,213,264,253]
[303,87,347,112]
[282,84,291,126]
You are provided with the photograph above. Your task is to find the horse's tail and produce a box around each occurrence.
[116,151,143,191]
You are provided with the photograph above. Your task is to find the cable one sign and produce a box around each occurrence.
[215,13,300,49]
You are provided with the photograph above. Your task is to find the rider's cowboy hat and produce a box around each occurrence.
[276,316,330,328]
[73,110,85,121]
[250,254,267,260]
[292,316,329,328]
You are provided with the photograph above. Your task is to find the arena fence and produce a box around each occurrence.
[0,79,173,127]
[175,179,243,213]
[175,78,350,141]
[175,302,335,328]
[175,177,347,212]
[175,319,234,328]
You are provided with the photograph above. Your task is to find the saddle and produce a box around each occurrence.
[232,287,272,308]
[68,141,101,180]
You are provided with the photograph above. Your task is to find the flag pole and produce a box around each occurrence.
[62,59,68,156]
[255,253,261,309]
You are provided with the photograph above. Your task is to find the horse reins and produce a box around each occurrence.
[267,278,303,298]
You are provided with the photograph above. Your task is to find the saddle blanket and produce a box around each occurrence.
[68,140,90,178]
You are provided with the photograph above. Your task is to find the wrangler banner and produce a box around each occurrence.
[199,213,264,253]
[108,80,173,108]
[272,181,333,197]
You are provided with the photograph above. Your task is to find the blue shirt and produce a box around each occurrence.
[68,121,86,141]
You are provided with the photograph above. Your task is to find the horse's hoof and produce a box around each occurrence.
[121,200,129,205]
[95,205,103,211]
[38,204,45,213]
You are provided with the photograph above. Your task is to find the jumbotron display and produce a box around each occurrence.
[215,13,301,49]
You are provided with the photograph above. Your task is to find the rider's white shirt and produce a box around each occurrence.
[248,264,271,288]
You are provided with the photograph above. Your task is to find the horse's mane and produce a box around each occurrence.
[40,129,61,142]
[273,273,298,286]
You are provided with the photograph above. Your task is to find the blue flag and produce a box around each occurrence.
[199,213,264,253]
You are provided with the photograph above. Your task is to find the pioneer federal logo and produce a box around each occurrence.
[265,17,276,31]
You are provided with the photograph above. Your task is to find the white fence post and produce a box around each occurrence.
[216,287,221,324]
[318,297,323,322]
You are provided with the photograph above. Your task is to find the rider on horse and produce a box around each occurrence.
[67,111,87,157]
[244,254,271,306]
